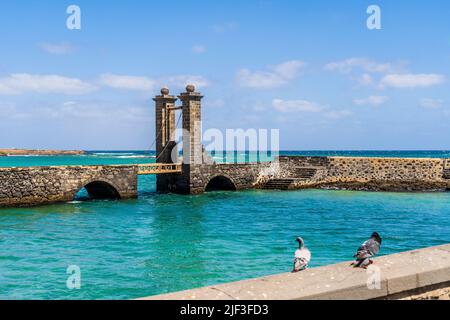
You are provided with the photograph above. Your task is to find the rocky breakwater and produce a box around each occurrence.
[0,149,85,156]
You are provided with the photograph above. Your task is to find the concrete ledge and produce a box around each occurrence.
[140,244,450,300]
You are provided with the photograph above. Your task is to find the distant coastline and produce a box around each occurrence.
[0,149,86,157]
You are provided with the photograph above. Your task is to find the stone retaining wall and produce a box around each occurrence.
[0,165,138,207]
[158,156,450,194]
[273,156,450,192]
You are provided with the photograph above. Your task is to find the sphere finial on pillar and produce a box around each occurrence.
[186,84,195,93]
[161,87,170,95]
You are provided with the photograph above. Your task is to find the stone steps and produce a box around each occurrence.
[262,179,296,190]
[262,168,318,190]
[443,169,450,180]
[293,168,318,179]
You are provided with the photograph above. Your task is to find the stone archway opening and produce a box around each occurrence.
[74,181,121,201]
[205,176,236,192]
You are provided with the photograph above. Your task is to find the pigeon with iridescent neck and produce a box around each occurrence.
[352,232,382,269]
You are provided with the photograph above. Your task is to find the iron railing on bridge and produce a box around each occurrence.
[137,163,182,175]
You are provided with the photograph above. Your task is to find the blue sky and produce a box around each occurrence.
[0,0,449,150]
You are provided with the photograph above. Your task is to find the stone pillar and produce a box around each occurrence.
[179,85,204,165]
[153,88,178,164]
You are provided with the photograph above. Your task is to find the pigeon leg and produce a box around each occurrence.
[360,258,371,269]
[350,260,361,267]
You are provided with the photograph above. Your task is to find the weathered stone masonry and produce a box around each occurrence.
[269,156,450,192]
[0,165,138,207]
[153,86,450,194]
[1,155,447,207]
[159,156,450,194]
[164,162,272,194]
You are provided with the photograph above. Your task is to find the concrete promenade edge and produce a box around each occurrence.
[140,244,450,300]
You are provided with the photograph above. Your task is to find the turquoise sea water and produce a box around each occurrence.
[0,151,449,299]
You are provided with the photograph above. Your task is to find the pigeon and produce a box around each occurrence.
[352,232,382,269]
[292,237,311,272]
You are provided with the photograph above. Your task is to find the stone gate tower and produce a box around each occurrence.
[153,88,178,164]
[154,85,214,193]
[179,84,204,165]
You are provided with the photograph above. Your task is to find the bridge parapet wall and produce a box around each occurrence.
[0,165,138,207]
[189,163,272,194]
[160,162,272,194]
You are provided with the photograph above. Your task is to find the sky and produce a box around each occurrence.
[0,0,449,150]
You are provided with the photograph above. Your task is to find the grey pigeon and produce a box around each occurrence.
[352,232,382,268]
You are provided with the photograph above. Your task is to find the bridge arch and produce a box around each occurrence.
[73,179,121,201]
[205,175,237,192]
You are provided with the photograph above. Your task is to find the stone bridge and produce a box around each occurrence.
[158,162,272,194]
[1,85,450,208]
[0,165,138,207]
[153,85,450,194]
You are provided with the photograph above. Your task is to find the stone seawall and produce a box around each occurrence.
[270,156,450,192]
[158,156,450,194]
[0,165,138,207]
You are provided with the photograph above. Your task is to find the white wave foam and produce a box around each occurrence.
[92,152,136,156]
[116,155,151,159]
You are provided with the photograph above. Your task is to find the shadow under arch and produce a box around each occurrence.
[205,175,237,192]
[74,180,121,201]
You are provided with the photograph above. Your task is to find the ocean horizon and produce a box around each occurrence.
[1,150,449,168]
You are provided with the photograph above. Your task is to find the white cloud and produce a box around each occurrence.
[272,99,323,113]
[99,74,155,91]
[237,60,305,88]
[192,45,207,54]
[353,95,389,106]
[380,74,445,88]
[0,71,210,95]
[65,102,147,121]
[40,42,76,55]
[356,73,374,86]
[0,83,17,95]
[272,98,352,120]
[419,98,444,109]
[325,58,445,91]
[164,75,210,89]
[325,58,402,74]
[30,101,151,124]
[0,74,96,95]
